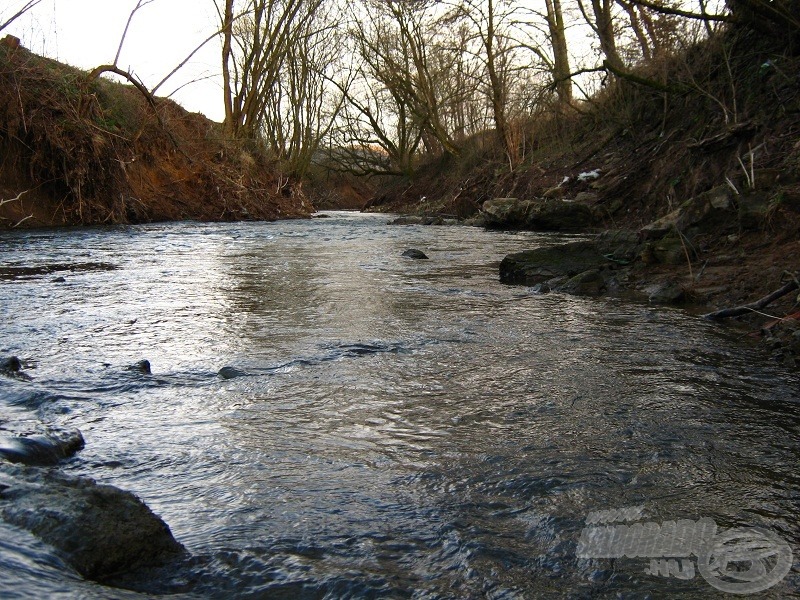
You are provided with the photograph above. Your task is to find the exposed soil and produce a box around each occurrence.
[0,39,312,228]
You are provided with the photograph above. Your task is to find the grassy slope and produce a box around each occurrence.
[0,42,312,228]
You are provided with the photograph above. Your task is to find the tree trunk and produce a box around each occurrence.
[545,0,573,104]
[221,0,235,136]
[592,0,624,70]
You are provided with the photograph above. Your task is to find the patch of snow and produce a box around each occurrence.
[577,169,601,182]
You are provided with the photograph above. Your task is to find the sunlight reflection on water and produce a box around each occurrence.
[0,213,798,598]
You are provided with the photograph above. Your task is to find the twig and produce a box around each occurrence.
[675,229,695,280]
[703,278,800,320]
[724,176,739,195]
[0,189,29,207]
[114,0,157,66]
[0,0,44,33]
[12,215,33,227]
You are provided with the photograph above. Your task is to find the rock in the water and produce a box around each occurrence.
[389,216,425,225]
[482,197,597,231]
[561,269,607,296]
[127,360,151,375]
[402,249,429,260]
[0,356,22,373]
[0,472,185,580]
[481,198,532,229]
[0,356,31,381]
[51,276,66,283]
[0,429,85,466]
[499,241,610,285]
[218,366,249,379]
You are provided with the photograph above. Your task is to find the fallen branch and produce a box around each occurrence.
[703,278,799,321]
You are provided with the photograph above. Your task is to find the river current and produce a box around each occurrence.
[0,211,797,598]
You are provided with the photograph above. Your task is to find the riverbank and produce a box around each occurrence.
[368,26,800,366]
[0,37,312,228]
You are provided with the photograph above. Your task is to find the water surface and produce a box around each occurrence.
[0,212,797,598]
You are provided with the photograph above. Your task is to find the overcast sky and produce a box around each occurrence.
[5,0,226,121]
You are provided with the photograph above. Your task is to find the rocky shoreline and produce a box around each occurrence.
[387,191,800,368]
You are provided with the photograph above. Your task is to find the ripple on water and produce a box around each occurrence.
[0,214,798,597]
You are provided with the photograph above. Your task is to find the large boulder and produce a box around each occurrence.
[527,199,596,230]
[481,198,533,228]
[639,185,734,240]
[482,197,597,231]
[594,229,642,263]
[499,240,612,285]
[0,471,185,581]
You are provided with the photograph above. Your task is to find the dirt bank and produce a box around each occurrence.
[0,39,311,228]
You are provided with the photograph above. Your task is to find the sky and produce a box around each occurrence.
[4,0,226,121]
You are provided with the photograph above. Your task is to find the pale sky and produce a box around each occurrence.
[5,0,226,121]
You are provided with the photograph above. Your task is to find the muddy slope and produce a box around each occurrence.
[0,39,311,228]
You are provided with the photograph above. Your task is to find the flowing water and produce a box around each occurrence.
[0,211,797,598]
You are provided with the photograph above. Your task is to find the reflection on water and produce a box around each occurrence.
[0,212,798,598]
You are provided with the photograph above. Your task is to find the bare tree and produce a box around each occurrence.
[217,0,323,140]
[260,3,348,177]
[577,0,625,70]
[453,0,522,165]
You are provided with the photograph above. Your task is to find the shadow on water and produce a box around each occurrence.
[0,213,798,598]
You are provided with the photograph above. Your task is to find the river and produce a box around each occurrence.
[0,211,797,598]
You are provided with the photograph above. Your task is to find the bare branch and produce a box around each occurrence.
[0,188,30,208]
[704,278,800,320]
[114,0,158,66]
[0,0,44,33]
[629,0,734,23]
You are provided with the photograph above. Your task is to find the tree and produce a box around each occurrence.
[217,0,323,140]
[578,0,625,70]
[454,0,521,165]
[259,2,347,177]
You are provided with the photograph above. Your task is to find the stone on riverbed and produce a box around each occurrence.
[499,241,610,285]
[0,470,186,581]
[0,356,31,381]
[402,249,429,260]
[0,429,84,466]
[127,360,151,375]
[0,356,22,374]
[218,366,250,379]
